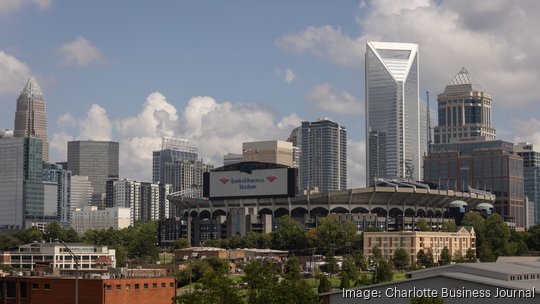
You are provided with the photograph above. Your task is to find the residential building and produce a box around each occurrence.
[164,159,213,198]
[106,179,140,225]
[365,42,424,185]
[152,137,198,186]
[515,142,540,226]
[0,275,175,304]
[72,206,130,235]
[14,77,49,162]
[434,68,496,144]
[140,182,160,222]
[67,140,119,206]
[242,140,293,167]
[1,242,116,270]
[158,183,172,219]
[43,163,71,226]
[424,140,526,228]
[299,118,346,192]
[363,227,476,265]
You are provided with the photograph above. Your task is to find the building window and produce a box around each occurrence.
[125,284,131,291]
[44,283,51,290]
[106,285,112,291]
[153,283,158,289]
[161,283,166,288]
[144,283,148,289]
[116,284,121,291]
[135,284,140,290]
[32,283,39,289]
[170,282,175,288]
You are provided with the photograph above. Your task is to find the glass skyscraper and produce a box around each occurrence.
[299,118,347,192]
[515,142,540,226]
[365,42,424,185]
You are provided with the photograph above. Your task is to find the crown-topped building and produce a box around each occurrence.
[14,77,49,162]
[434,68,496,144]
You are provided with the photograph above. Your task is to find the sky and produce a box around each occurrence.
[1,0,539,188]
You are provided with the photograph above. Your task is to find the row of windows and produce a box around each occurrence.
[105,282,175,291]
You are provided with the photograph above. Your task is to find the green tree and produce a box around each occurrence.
[340,255,358,282]
[272,279,320,304]
[322,251,339,275]
[205,257,230,275]
[462,212,486,253]
[317,274,332,293]
[13,228,43,244]
[415,219,431,231]
[371,245,383,261]
[174,237,190,249]
[439,247,452,266]
[392,248,410,270]
[316,215,357,252]
[465,249,476,262]
[175,270,243,304]
[452,251,464,264]
[484,214,510,257]
[374,259,393,283]
[270,216,307,251]
[284,255,301,281]
[127,222,159,262]
[339,271,351,289]
[244,260,279,303]
[478,241,495,262]
[527,225,540,251]
[43,222,66,241]
[352,250,367,271]
[0,235,18,251]
[417,249,434,268]
[441,220,457,232]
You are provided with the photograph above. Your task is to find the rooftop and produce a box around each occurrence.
[443,67,483,93]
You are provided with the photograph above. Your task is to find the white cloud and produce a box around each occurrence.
[51,93,301,181]
[347,139,366,188]
[512,118,540,148]
[0,51,31,95]
[0,0,51,13]
[58,37,104,67]
[284,68,297,84]
[307,83,363,115]
[277,0,540,106]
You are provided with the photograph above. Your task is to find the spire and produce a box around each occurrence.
[19,76,44,99]
[444,67,482,93]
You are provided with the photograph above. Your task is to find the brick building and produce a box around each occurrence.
[0,275,175,304]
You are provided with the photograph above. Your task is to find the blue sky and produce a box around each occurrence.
[1,0,539,187]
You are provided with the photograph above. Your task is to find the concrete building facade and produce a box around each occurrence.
[242,140,294,167]
[72,206,131,235]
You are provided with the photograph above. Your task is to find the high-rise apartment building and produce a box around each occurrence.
[515,142,540,226]
[43,163,72,226]
[299,118,347,192]
[0,137,44,228]
[152,137,198,185]
[164,159,213,197]
[106,179,140,225]
[140,182,160,222]
[67,140,119,206]
[434,68,496,144]
[14,77,49,162]
[365,42,424,185]
[242,140,293,167]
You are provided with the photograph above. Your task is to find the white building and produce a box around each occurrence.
[365,42,424,185]
[242,140,294,167]
[1,242,116,270]
[70,175,93,223]
[223,153,243,166]
[71,206,130,235]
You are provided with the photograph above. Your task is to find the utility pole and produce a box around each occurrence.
[56,239,79,304]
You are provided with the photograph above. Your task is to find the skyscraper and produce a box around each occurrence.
[434,68,496,144]
[365,42,423,185]
[43,163,72,226]
[14,77,49,162]
[67,140,119,205]
[515,142,540,226]
[152,137,198,185]
[299,118,347,192]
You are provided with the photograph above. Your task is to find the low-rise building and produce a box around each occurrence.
[1,242,116,271]
[363,226,476,265]
[0,275,175,304]
[72,206,131,234]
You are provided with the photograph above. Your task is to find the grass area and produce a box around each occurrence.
[392,272,407,281]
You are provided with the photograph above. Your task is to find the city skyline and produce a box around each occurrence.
[1,1,539,187]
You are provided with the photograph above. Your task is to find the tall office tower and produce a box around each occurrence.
[164,159,213,197]
[43,163,72,226]
[434,68,496,144]
[159,183,172,219]
[67,140,119,206]
[424,140,525,228]
[299,118,347,192]
[152,137,198,184]
[515,142,540,225]
[242,140,294,167]
[70,175,93,223]
[0,137,43,228]
[365,42,424,185]
[14,77,49,162]
[140,182,160,222]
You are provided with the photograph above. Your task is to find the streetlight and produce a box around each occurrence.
[56,239,79,304]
